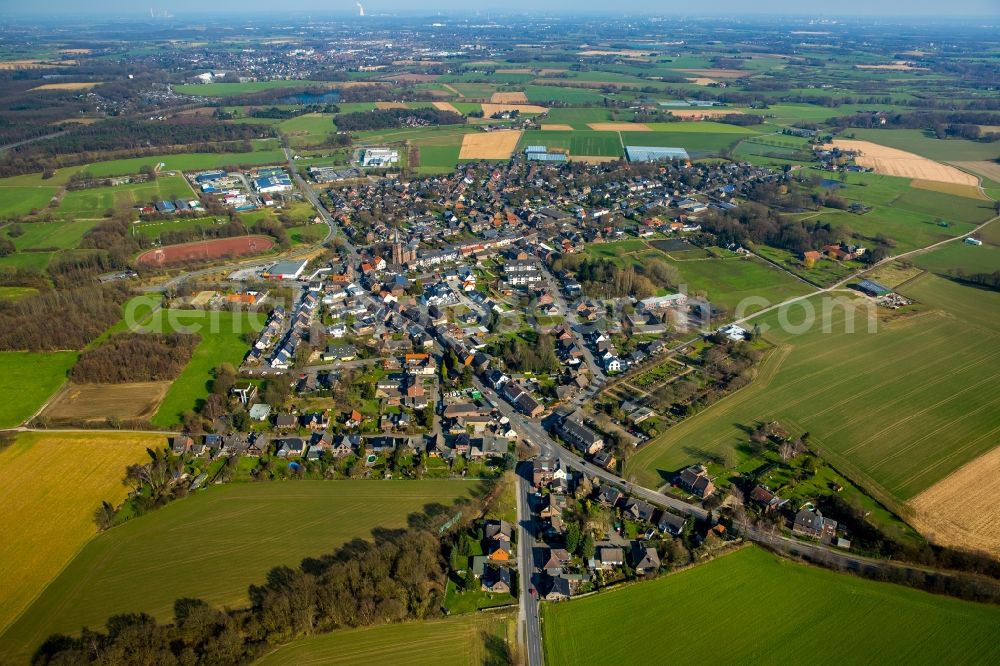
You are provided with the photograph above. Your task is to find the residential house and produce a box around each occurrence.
[792,508,838,540]
[481,565,512,593]
[543,548,572,573]
[749,485,788,514]
[630,544,661,575]
[657,512,687,536]
[678,464,715,498]
[485,520,513,543]
[543,575,571,601]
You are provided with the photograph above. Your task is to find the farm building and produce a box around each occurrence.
[964,237,983,246]
[857,279,892,297]
[262,260,308,281]
[626,145,690,163]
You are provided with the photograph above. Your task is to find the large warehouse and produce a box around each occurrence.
[262,260,308,280]
[626,145,691,163]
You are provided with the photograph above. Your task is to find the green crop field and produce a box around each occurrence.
[0,480,483,663]
[542,107,616,128]
[353,124,478,145]
[0,351,77,428]
[847,129,1000,162]
[523,85,611,104]
[174,80,333,97]
[517,130,623,157]
[619,130,745,157]
[626,276,1000,502]
[55,174,194,219]
[0,186,58,217]
[258,613,513,666]
[149,310,262,426]
[542,547,1000,666]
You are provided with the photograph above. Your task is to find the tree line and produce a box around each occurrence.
[70,333,199,384]
[33,528,452,666]
[333,107,464,132]
[551,254,679,300]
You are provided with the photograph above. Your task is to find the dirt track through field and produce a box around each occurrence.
[458,130,523,159]
[909,441,1000,556]
[952,161,1000,185]
[432,101,461,114]
[829,140,979,186]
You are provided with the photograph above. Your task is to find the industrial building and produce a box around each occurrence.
[360,148,399,168]
[262,260,308,281]
[253,171,293,194]
[625,145,690,163]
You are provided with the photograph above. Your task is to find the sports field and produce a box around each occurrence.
[625,277,1000,503]
[0,480,482,661]
[258,613,514,666]
[0,432,161,638]
[0,351,78,428]
[542,547,1000,666]
[148,310,261,426]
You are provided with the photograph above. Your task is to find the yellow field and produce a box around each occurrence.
[29,82,99,91]
[458,130,523,159]
[375,101,407,109]
[588,122,651,131]
[829,140,979,186]
[432,101,461,114]
[911,179,989,200]
[490,91,528,103]
[952,160,1000,184]
[688,77,718,86]
[0,432,163,635]
[909,444,1000,557]
[541,124,574,131]
[480,103,548,116]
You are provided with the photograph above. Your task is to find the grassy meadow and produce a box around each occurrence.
[148,310,262,427]
[0,351,78,427]
[542,547,1000,665]
[258,613,514,666]
[0,480,482,662]
[0,433,163,639]
[625,276,1000,502]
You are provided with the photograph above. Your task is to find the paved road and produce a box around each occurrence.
[475,376,707,520]
[515,465,543,666]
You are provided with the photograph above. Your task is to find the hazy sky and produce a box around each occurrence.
[2,0,998,17]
